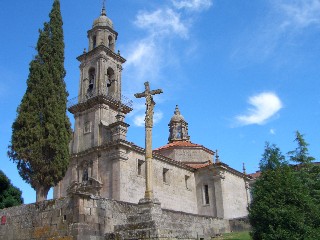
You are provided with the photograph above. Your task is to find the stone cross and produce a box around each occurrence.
[134,82,163,200]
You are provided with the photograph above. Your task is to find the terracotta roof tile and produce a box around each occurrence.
[154,141,201,150]
[249,171,261,179]
[154,141,214,155]
[185,162,213,169]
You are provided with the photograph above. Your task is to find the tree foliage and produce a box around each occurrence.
[8,0,71,202]
[288,131,315,165]
[249,132,320,240]
[0,171,23,209]
[259,142,287,172]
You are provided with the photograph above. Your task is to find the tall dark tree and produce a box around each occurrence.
[0,170,23,209]
[259,142,287,172]
[288,131,315,165]
[249,134,320,239]
[8,0,71,202]
[249,165,315,240]
[288,131,320,235]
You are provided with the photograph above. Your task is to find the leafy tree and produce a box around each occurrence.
[249,166,316,240]
[259,142,287,171]
[0,171,23,209]
[288,131,320,237]
[288,131,315,165]
[8,0,71,202]
[249,140,320,240]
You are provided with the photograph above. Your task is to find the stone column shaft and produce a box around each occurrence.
[71,161,78,182]
[145,127,153,199]
[92,157,99,180]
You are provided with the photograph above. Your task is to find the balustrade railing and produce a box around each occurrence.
[67,88,133,109]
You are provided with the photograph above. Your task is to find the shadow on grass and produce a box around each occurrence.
[216,231,251,240]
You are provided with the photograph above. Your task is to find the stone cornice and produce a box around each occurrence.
[70,140,195,172]
[68,95,132,114]
[210,162,250,180]
[87,25,118,39]
[154,144,215,155]
[77,45,126,64]
[107,121,130,129]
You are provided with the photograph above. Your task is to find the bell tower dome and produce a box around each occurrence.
[168,105,190,143]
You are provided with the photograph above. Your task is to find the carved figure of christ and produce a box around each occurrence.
[134,82,163,200]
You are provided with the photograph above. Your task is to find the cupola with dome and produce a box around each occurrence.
[168,105,190,142]
[87,3,117,51]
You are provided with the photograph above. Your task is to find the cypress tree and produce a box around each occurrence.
[8,0,71,202]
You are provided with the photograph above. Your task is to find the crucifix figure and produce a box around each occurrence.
[134,82,163,200]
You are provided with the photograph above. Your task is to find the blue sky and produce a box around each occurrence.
[1,0,320,204]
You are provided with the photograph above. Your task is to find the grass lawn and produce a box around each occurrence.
[215,231,251,240]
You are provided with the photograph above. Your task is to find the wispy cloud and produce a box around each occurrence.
[231,0,320,64]
[133,111,163,127]
[278,0,320,29]
[235,92,283,126]
[135,8,188,38]
[124,1,213,125]
[172,0,213,11]
[125,37,159,82]
[270,128,276,135]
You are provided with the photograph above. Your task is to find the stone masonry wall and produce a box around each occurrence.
[119,150,199,214]
[162,209,230,238]
[221,171,249,219]
[0,196,231,240]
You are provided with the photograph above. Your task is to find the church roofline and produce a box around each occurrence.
[70,139,195,172]
[211,162,251,180]
[154,141,215,155]
[77,44,125,63]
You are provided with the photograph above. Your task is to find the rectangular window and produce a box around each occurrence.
[137,160,145,176]
[84,121,91,134]
[185,175,190,189]
[203,184,210,205]
[163,168,169,183]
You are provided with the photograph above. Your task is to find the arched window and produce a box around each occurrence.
[92,35,97,49]
[106,68,115,88]
[108,36,114,50]
[82,168,89,182]
[88,68,95,91]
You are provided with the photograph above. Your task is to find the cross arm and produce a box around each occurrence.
[134,93,146,98]
[150,89,163,95]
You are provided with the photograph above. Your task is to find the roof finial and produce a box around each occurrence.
[174,105,180,115]
[215,150,220,163]
[243,162,247,175]
[101,0,106,16]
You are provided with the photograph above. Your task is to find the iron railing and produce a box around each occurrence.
[67,88,133,109]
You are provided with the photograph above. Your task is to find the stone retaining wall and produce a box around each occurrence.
[0,196,232,240]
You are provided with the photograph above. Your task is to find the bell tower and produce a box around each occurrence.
[68,4,132,154]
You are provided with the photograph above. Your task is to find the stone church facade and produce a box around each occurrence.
[53,6,251,220]
[0,5,251,240]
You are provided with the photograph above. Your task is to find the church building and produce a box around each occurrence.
[53,4,251,221]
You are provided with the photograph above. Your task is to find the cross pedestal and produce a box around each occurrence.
[134,82,163,201]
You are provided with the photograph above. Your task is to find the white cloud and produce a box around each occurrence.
[236,92,283,126]
[135,8,188,38]
[133,114,145,127]
[270,128,276,135]
[124,2,213,124]
[125,37,160,81]
[231,0,320,64]
[172,0,213,11]
[278,0,320,28]
[133,111,163,127]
